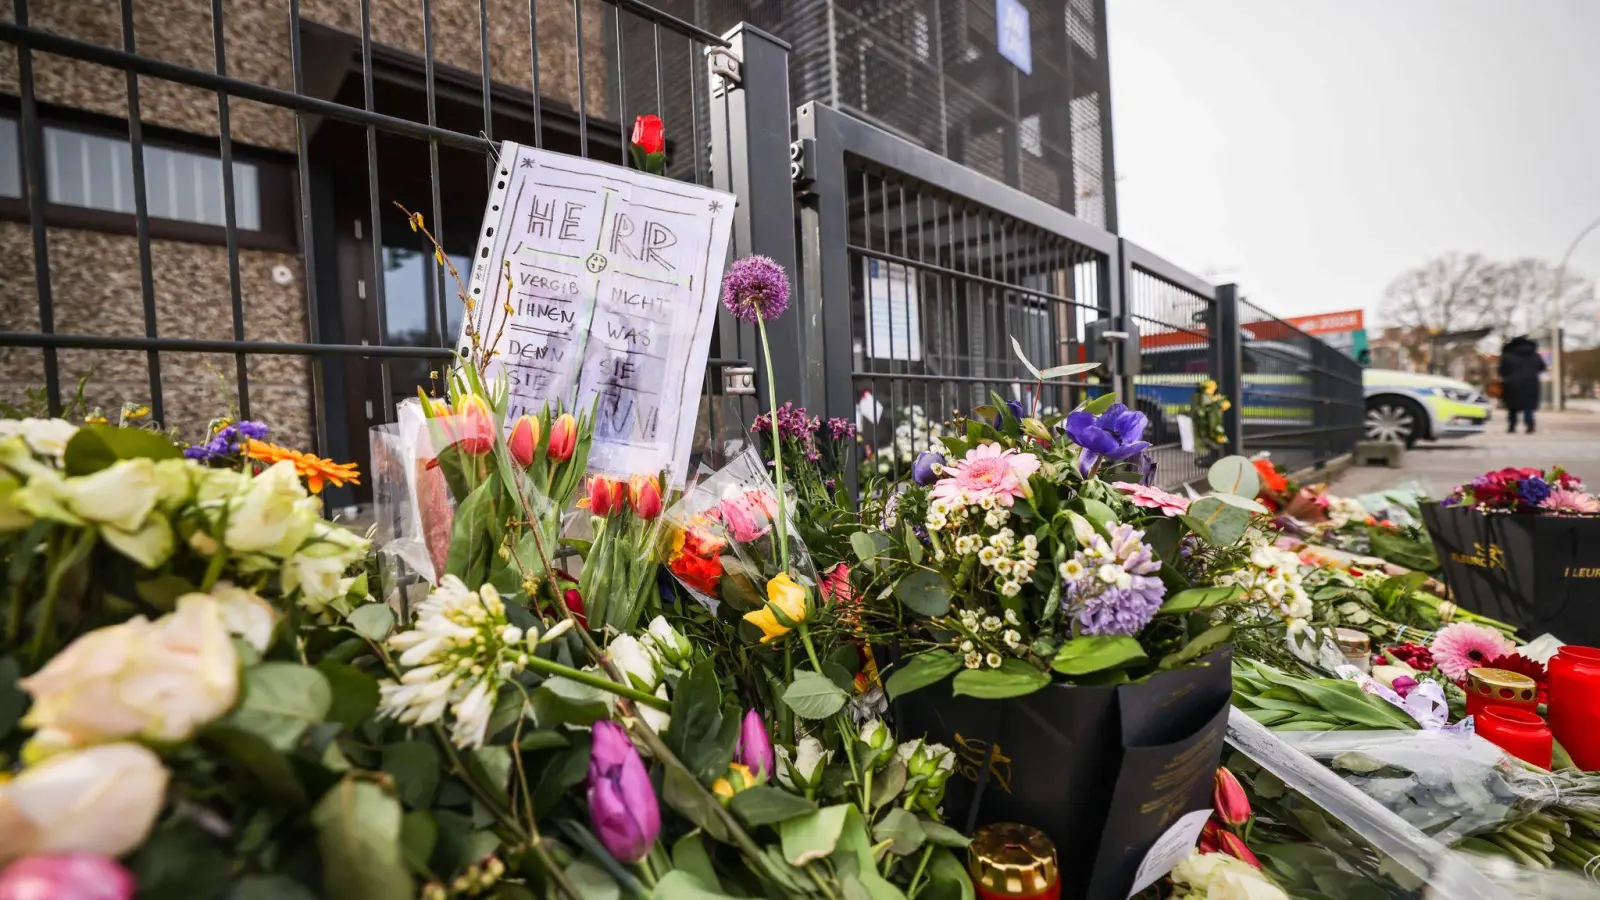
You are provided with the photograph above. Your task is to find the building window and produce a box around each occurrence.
[38,123,262,230]
[0,113,290,249]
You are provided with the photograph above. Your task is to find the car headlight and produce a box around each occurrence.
[1440,387,1482,403]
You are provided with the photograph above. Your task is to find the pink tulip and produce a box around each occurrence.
[587,721,659,864]
[0,855,134,900]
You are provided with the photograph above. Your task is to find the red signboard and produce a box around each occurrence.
[1282,309,1364,335]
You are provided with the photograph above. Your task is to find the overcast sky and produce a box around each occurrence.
[1106,0,1600,325]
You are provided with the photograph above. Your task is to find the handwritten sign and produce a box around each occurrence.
[459,143,736,482]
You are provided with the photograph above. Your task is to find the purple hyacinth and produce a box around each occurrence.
[1064,402,1151,476]
[1062,523,1166,636]
[1518,476,1551,509]
[721,255,790,323]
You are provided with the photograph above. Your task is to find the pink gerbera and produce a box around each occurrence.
[929,443,1040,507]
[1542,488,1600,514]
[1429,623,1515,682]
[1113,481,1190,516]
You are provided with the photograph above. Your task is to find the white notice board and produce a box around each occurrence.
[458,143,736,483]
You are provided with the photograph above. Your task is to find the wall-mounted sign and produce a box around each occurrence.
[996,0,1033,75]
[460,143,736,482]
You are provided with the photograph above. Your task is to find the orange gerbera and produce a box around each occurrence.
[243,439,361,494]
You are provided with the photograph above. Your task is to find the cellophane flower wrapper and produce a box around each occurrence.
[661,446,817,615]
[369,398,455,585]
[1226,710,1600,900]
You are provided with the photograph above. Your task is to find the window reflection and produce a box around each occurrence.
[381,245,470,406]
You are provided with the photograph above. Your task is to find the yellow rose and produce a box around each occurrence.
[20,594,240,752]
[743,573,809,644]
[0,742,169,864]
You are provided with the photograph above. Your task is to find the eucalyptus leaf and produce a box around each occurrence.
[1038,362,1101,380]
[312,778,411,900]
[1209,492,1270,515]
[314,660,379,729]
[919,819,971,848]
[894,569,954,617]
[1207,456,1261,499]
[885,650,963,700]
[383,741,441,809]
[872,807,926,856]
[346,604,395,641]
[1186,498,1250,546]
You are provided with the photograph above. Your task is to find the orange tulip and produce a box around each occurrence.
[508,415,541,468]
[581,476,627,518]
[456,394,495,456]
[629,474,663,520]
[548,413,578,462]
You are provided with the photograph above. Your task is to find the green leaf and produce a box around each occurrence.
[383,741,441,809]
[204,725,306,807]
[872,807,926,856]
[667,659,738,783]
[1159,624,1233,669]
[780,804,852,866]
[400,810,437,877]
[63,423,180,475]
[951,658,1051,699]
[134,574,194,611]
[1051,635,1147,676]
[312,778,411,900]
[672,833,723,892]
[904,523,924,566]
[1159,585,1243,614]
[850,531,890,571]
[730,784,820,826]
[128,822,233,900]
[1010,335,1043,380]
[1080,497,1118,533]
[653,871,744,899]
[1209,492,1270,515]
[783,669,849,720]
[926,848,976,900]
[1179,514,1215,545]
[1186,498,1250,545]
[831,808,905,899]
[445,478,498,583]
[315,660,379,729]
[1084,392,1119,415]
[919,819,971,849]
[566,861,621,900]
[1207,456,1261,499]
[661,764,731,843]
[228,662,332,751]
[0,657,23,742]
[870,759,908,808]
[885,650,963,700]
[347,604,395,641]
[229,876,318,900]
[1038,362,1101,380]
[894,569,954,617]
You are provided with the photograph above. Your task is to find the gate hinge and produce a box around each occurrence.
[707,46,742,89]
[722,366,756,396]
[790,139,814,189]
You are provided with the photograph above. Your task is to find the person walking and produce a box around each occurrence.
[1498,335,1546,434]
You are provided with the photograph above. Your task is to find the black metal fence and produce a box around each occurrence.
[0,0,1361,502]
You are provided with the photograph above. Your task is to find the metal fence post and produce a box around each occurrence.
[708,24,801,404]
[1108,238,1135,406]
[1214,283,1244,450]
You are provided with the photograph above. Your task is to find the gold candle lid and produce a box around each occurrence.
[968,823,1058,896]
[1466,667,1537,704]
[1333,628,1370,656]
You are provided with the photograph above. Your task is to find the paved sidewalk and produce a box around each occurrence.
[1327,405,1600,498]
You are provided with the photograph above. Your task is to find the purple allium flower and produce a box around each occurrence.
[1064,402,1151,476]
[826,417,856,441]
[911,451,945,486]
[1062,523,1165,636]
[587,721,660,864]
[721,255,790,323]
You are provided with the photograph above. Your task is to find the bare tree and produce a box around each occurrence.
[1477,258,1597,346]
[1378,253,1498,368]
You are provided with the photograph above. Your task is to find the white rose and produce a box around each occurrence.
[213,582,279,652]
[0,742,169,864]
[20,594,239,750]
[225,460,315,555]
[645,616,692,667]
[606,634,661,692]
[639,684,672,735]
[151,458,194,513]
[0,471,32,531]
[1208,867,1289,900]
[775,736,831,790]
[100,515,176,568]
[64,458,162,532]
[283,542,356,610]
[0,418,79,458]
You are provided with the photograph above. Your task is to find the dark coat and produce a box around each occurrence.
[1498,337,1546,411]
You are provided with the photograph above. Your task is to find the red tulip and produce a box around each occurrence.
[548,413,578,462]
[629,474,663,520]
[630,114,665,155]
[564,587,587,628]
[582,476,627,518]
[1198,818,1222,854]
[1213,766,1251,827]
[508,414,541,468]
[455,394,496,456]
[1217,830,1261,869]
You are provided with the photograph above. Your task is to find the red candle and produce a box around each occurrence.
[1549,646,1600,770]
[1465,668,1539,719]
[1477,706,1553,769]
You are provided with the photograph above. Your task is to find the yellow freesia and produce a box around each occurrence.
[1204,380,1217,396]
[743,573,809,643]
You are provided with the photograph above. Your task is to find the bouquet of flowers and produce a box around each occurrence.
[1443,466,1599,514]
[1190,379,1231,455]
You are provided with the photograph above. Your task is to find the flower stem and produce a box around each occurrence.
[523,654,671,711]
[755,316,789,573]
[799,625,825,674]
[907,845,936,897]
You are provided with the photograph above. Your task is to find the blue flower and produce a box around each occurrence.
[911,451,945,486]
[1064,402,1151,476]
[1518,476,1552,509]
[991,400,1025,429]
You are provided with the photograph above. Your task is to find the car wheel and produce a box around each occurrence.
[1364,397,1423,448]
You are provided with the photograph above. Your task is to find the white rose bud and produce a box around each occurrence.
[645,616,693,667]
[0,742,169,864]
[212,582,280,653]
[776,736,832,791]
[606,634,661,692]
[19,594,239,751]
[859,718,895,759]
